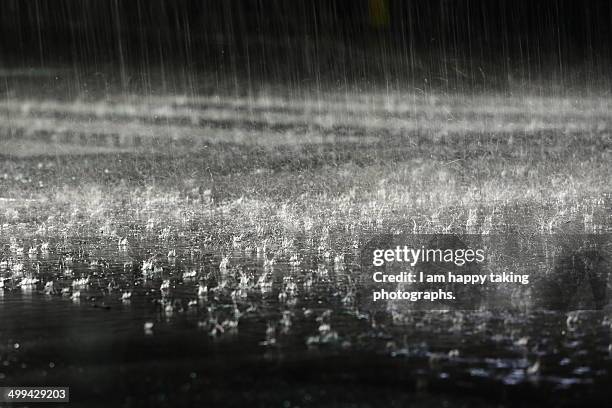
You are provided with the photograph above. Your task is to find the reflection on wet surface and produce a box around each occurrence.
[1,232,611,407]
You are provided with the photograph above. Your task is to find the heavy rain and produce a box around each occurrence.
[0,1,611,407]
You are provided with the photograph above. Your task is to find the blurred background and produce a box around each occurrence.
[1,0,612,94]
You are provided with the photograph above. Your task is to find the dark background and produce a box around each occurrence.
[1,0,612,92]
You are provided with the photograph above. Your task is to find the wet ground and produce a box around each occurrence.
[1,91,611,407]
[1,232,612,408]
